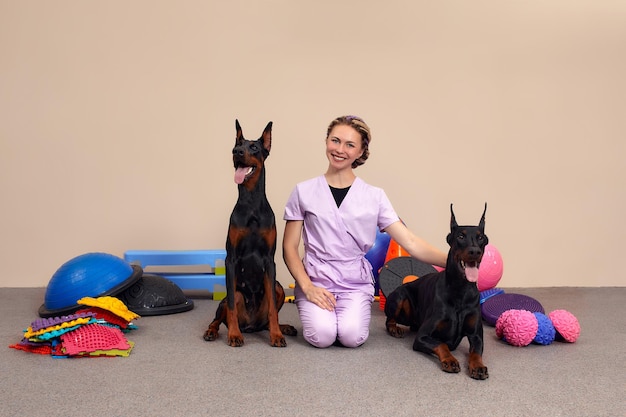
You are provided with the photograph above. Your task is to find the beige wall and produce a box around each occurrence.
[1,1,625,288]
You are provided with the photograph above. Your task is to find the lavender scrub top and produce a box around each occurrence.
[283,176,400,294]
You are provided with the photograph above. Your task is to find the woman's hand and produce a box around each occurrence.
[302,283,336,311]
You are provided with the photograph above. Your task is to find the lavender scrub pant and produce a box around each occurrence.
[294,287,374,348]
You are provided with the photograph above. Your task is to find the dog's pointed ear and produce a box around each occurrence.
[450,203,458,231]
[261,121,273,156]
[235,119,244,144]
[479,202,487,232]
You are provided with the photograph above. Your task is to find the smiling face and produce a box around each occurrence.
[325,124,364,171]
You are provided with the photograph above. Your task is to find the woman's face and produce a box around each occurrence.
[325,124,363,170]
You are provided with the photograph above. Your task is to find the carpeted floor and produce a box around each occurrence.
[1,287,624,417]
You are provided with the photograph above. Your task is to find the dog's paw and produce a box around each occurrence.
[470,365,489,380]
[440,358,461,373]
[280,324,298,337]
[227,335,245,347]
[270,334,287,347]
[203,329,218,342]
[386,325,405,338]
[468,352,488,379]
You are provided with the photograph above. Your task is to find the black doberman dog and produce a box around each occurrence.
[384,204,489,379]
[203,120,296,347]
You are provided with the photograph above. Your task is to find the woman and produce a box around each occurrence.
[282,115,447,348]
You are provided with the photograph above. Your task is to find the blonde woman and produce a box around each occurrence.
[283,115,446,348]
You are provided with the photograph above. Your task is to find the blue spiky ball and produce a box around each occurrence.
[533,312,556,345]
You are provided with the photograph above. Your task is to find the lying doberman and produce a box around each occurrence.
[384,204,489,379]
[203,120,296,347]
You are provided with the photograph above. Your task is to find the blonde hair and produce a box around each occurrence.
[326,115,371,168]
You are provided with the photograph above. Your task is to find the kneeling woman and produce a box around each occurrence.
[282,115,446,348]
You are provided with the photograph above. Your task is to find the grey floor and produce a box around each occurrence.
[1,287,625,417]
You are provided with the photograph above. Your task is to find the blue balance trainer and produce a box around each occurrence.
[123,249,227,297]
[39,252,143,318]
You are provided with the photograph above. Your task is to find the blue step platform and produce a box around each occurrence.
[123,250,226,294]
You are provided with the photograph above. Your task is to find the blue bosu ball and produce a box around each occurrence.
[38,252,142,318]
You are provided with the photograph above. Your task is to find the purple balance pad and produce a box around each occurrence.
[481,293,545,326]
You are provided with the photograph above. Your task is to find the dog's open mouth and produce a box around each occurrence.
[460,260,480,283]
[234,166,254,184]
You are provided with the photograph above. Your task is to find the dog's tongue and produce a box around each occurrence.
[465,266,479,282]
[234,167,248,184]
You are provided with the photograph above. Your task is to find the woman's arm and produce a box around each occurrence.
[383,220,447,268]
[282,220,311,290]
[282,220,336,310]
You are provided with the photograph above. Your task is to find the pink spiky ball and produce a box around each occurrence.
[495,309,516,339]
[495,309,538,347]
[548,309,580,343]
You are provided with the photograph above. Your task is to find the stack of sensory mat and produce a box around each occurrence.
[9,296,139,358]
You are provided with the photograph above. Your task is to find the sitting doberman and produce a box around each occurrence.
[203,120,297,347]
[384,204,489,379]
